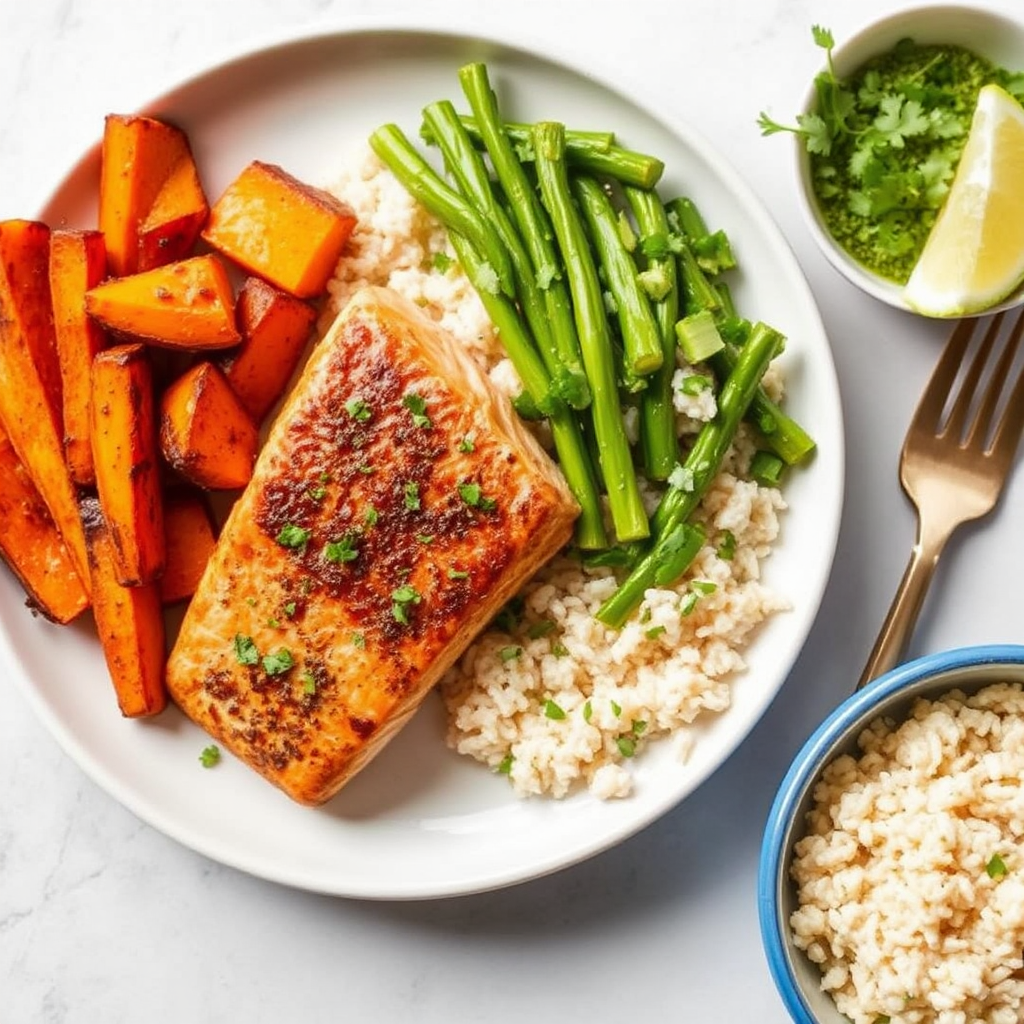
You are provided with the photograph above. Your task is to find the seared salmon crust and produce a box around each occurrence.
[165,286,578,804]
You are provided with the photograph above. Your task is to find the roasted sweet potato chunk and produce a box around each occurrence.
[160,361,258,490]
[0,220,89,588]
[81,495,166,718]
[0,423,89,624]
[219,277,316,422]
[85,254,240,350]
[91,343,164,586]
[99,113,207,277]
[50,229,108,487]
[159,489,217,604]
[202,160,356,298]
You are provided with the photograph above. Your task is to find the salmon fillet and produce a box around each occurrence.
[165,286,579,805]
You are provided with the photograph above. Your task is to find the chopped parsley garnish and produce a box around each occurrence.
[266,617,281,628]
[300,671,317,695]
[262,648,294,676]
[344,397,372,422]
[582,700,593,722]
[283,601,297,618]
[527,619,556,640]
[458,434,475,453]
[402,391,432,429]
[458,481,496,511]
[447,566,469,580]
[416,533,434,544]
[552,642,569,658]
[199,744,221,768]
[616,736,636,758]
[543,699,566,720]
[364,506,379,527]
[986,853,1008,879]
[611,700,622,717]
[432,250,455,273]
[357,463,375,475]
[403,481,421,511]
[496,752,514,775]
[632,720,647,736]
[324,533,359,564]
[352,632,366,649]
[233,633,259,666]
[308,484,327,501]
[499,645,522,663]
[717,530,737,561]
[391,584,421,624]
[276,523,310,549]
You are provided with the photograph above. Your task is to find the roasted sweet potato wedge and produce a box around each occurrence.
[0,422,89,624]
[160,361,258,490]
[159,488,217,604]
[0,220,89,589]
[99,113,206,277]
[137,148,209,272]
[85,254,240,350]
[219,276,316,422]
[50,229,109,487]
[202,160,356,298]
[81,495,166,718]
[91,343,164,586]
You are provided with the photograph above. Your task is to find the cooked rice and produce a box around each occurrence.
[323,144,789,799]
[790,682,1024,1024]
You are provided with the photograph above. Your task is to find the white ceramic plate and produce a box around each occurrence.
[4,22,844,899]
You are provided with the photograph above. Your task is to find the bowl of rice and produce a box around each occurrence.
[759,644,1024,1024]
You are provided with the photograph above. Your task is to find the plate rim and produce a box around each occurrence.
[8,15,846,899]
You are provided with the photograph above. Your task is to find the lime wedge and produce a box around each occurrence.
[904,83,1024,317]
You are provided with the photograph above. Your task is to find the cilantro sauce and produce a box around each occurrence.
[809,40,1017,284]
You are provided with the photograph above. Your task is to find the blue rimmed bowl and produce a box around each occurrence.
[758,643,1024,1023]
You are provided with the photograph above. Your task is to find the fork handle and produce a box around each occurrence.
[857,515,954,690]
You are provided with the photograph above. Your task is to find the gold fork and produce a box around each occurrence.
[858,309,1024,690]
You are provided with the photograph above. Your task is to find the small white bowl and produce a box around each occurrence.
[792,4,1024,316]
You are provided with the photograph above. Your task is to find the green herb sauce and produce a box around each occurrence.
[811,40,1019,284]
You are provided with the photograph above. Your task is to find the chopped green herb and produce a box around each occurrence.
[324,533,359,564]
[632,720,647,736]
[283,601,297,618]
[717,530,737,561]
[432,250,455,273]
[645,625,667,640]
[458,434,476,453]
[234,633,259,666]
[245,596,257,607]
[544,699,566,720]
[639,605,652,624]
[680,373,713,396]
[680,591,699,616]
[266,617,281,628]
[352,632,366,649]
[308,484,327,501]
[262,648,294,676]
[611,700,622,717]
[496,752,514,775]
[526,619,556,640]
[582,700,593,722]
[345,397,372,422]
[416,533,435,544]
[986,853,1008,879]
[458,481,497,511]
[300,671,317,695]
[364,506,379,526]
[499,645,522,663]
[276,523,310,549]
[616,736,636,758]
[391,584,421,624]
[357,463,375,475]
[199,744,221,768]
[403,481,421,511]
[447,567,469,580]
[691,580,718,596]
[551,642,569,658]
[402,391,432,429]
[299,577,314,595]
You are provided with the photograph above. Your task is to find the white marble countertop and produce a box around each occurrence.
[3,0,1024,1020]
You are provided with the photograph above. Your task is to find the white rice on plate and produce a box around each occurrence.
[790,683,1024,1024]
[322,144,790,800]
